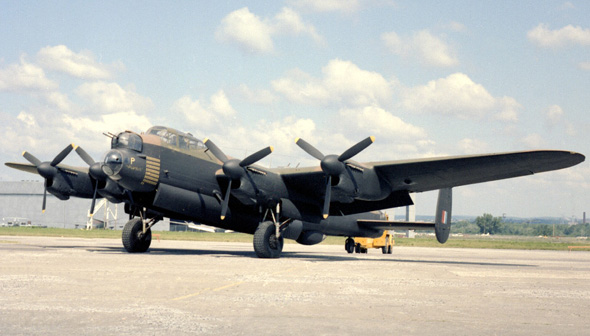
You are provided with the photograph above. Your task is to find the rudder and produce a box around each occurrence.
[435,188,452,243]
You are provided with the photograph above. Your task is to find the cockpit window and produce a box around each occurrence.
[146,126,205,152]
[112,132,143,152]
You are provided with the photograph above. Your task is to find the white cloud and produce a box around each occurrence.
[382,30,458,67]
[401,73,520,121]
[63,111,152,136]
[16,111,37,128]
[521,133,545,148]
[274,7,324,44]
[579,61,590,70]
[76,81,154,114]
[339,105,427,141]
[171,90,237,131]
[494,97,520,122]
[237,84,278,105]
[209,90,237,117]
[194,115,319,168]
[527,24,590,48]
[272,59,393,107]
[216,7,323,53]
[544,104,577,137]
[43,91,73,111]
[216,7,274,53]
[37,45,123,79]
[289,0,360,13]
[0,57,58,92]
[545,104,564,122]
[457,138,489,154]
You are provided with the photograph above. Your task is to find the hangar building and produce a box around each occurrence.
[0,181,168,231]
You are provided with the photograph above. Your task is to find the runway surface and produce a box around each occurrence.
[0,236,589,335]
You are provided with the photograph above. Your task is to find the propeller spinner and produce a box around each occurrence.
[295,136,375,219]
[204,139,273,220]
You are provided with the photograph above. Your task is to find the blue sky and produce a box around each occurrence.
[1,1,588,219]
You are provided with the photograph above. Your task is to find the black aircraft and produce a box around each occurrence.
[5,126,585,258]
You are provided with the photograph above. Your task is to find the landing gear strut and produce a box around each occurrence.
[253,203,290,258]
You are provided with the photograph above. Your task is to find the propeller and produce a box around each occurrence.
[74,146,108,215]
[204,138,273,220]
[295,136,375,219]
[22,144,76,212]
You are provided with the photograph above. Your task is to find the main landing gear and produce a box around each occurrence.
[122,212,160,253]
[253,221,283,258]
[253,204,291,258]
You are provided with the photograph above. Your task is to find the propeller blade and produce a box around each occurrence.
[22,151,42,167]
[50,144,75,166]
[89,180,99,215]
[220,182,232,220]
[42,180,47,213]
[203,138,229,163]
[323,175,332,219]
[75,146,95,166]
[338,136,375,161]
[240,146,274,167]
[295,138,325,161]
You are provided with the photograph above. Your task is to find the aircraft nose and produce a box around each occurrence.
[103,150,123,177]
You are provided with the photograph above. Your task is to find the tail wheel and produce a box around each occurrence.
[122,218,152,253]
[253,221,283,258]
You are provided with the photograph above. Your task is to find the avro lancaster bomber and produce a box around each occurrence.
[5,126,585,258]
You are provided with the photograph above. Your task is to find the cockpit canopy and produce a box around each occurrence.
[146,126,205,152]
[111,132,143,152]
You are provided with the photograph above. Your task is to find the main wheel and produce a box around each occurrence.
[345,238,355,254]
[253,221,283,258]
[122,218,152,253]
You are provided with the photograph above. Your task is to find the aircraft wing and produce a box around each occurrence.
[368,150,584,193]
[5,162,89,175]
[5,162,38,174]
[278,150,584,207]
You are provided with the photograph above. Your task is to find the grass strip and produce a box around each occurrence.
[0,227,587,251]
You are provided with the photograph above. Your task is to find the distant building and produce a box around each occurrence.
[0,181,168,231]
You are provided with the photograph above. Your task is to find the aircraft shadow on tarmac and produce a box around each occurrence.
[41,244,536,267]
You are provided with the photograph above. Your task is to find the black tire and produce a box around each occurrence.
[355,243,361,253]
[253,221,283,258]
[345,238,355,254]
[387,245,393,254]
[122,218,152,253]
[382,246,388,254]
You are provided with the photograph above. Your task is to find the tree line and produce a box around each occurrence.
[452,213,590,237]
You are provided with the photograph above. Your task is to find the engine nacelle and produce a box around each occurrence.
[47,171,94,199]
[296,230,326,245]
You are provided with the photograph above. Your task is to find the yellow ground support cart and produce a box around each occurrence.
[345,231,394,254]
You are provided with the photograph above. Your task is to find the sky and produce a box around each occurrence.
[1,0,589,219]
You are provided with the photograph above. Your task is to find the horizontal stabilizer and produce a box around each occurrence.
[357,219,435,231]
